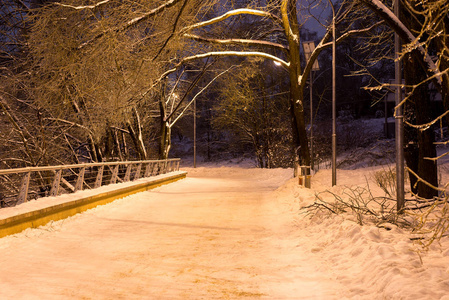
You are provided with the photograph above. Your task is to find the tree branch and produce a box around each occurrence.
[139,50,289,101]
[152,0,189,61]
[45,118,94,135]
[299,21,384,88]
[182,8,282,32]
[184,33,289,53]
[78,0,182,49]
[12,0,30,10]
[54,0,111,10]
[180,51,289,68]
[360,0,443,85]
[169,66,236,127]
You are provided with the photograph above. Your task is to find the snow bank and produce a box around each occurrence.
[272,156,449,299]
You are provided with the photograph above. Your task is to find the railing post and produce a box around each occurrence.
[144,163,151,177]
[95,165,104,188]
[50,169,62,197]
[75,167,85,192]
[134,163,142,180]
[124,164,131,182]
[151,162,159,176]
[17,172,31,205]
[176,160,180,171]
[110,165,119,184]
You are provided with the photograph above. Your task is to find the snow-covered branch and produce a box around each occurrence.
[182,8,281,32]
[360,0,442,84]
[180,51,289,68]
[169,66,236,127]
[406,167,448,193]
[403,110,449,132]
[280,0,296,42]
[78,0,182,49]
[141,49,289,121]
[184,33,289,53]
[45,118,94,135]
[54,0,111,10]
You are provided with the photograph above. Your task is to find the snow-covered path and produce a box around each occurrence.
[0,167,340,299]
[2,165,449,299]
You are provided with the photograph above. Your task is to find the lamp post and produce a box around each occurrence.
[193,96,197,168]
[302,41,320,171]
[394,0,405,211]
[329,0,337,186]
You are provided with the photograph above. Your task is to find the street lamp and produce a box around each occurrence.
[394,0,405,211]
[303,41,320,171]
[329,0,337,186]
[194,95,197,168]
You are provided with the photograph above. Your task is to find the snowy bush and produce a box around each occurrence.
[372,166,397,198]
[300,185,406,227]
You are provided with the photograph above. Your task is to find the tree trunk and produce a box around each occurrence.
[121,132,129,160]
[432,2,449,131]
[159,121,171,160]
[158,97,171,159]
[281,0,310,166]
[103,126,114,161]
[127,108,148,160]
[127,122,144,160]
[403,51,438,199]
[404,141,418,195]
[113,129,124,161]
[400,0,439,199]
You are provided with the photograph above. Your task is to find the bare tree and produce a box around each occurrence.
[351,0,448,199]
[179,0,384,166]
[212,59,292,167]
[24,0,210,162]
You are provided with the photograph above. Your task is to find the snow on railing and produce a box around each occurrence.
[0,159,181,208]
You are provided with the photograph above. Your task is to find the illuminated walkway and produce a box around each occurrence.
[0,167,338,299]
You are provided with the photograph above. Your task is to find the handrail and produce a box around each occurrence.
[0,159,181,208]
[0,159,179,175]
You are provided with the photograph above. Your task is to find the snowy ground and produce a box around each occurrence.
[1,158,449,299]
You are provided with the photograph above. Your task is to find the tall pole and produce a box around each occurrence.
[384,91,389,138]
[395,0,405,211]
[310,70,314,171]
[193,98,197,168]
[331,2,337,186]
[303,41,319,172]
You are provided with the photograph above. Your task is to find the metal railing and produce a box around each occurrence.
[313,157,332,173]
[0,159,181,208]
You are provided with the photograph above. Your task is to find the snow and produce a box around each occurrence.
[0,157,449,298]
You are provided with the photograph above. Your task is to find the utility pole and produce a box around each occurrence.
[310,70,314,171]
[330,1,337,186]
[303,41,320,172]
[395,0,405,211]
[194,97,197,168]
